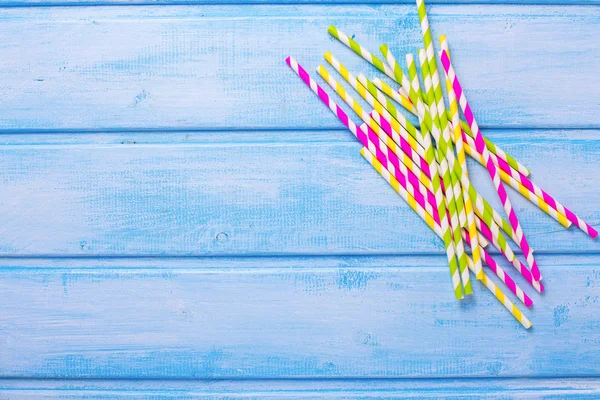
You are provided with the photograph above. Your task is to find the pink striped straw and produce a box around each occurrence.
[285,56,440,224]
[462,131,596,237]
[359,124,438,213]
[475,216,544,293]
[441,50,542,282]
[369,110,431,177]
[466,232,533,308]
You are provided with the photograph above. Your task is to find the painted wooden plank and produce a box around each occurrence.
[0,254,598,378]
[0,5,598,130]
[1,130,598,256]
[0,378,599,399]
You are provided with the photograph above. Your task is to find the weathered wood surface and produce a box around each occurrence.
[0,2,599,398]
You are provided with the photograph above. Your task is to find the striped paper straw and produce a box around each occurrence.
[418,49,471,294]
[355,72,422,146]
[459,120,530,177]
[323,52,423,156]
[315,64,437,214]
[362,146,530,327]
[467,256,532,329]
[326,25,416,114]
[380,44,429,110]
[463,139,570,228]
[464,231,532,307]
[371,78,530,179]
[369,110,428,171]
[476,215,516,263]
[441,49,541,282]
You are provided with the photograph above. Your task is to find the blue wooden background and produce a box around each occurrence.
[0,1,599,398]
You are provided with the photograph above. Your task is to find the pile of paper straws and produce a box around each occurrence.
[285,0,597,328]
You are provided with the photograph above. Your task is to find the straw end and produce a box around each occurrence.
[327,25,337,35]
[380,43,389,53]
[285,56,291,64]
[525,297,533,308]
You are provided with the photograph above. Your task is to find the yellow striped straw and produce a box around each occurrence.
[463,142,570,228]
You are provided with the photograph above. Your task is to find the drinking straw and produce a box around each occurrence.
[315,63,439,215]
[439,35,484,279]
[379,44,429,110]
[415,49,467,231]
[441,49,542,282]
[356,72,422,146]
[362,146,531,328]
[317,65,434,188]
[389,55,467,298]
[323,51,424,156]
[476,215,516,263]
[474,216,544,293]
[509,258,545,294]
[351,104,463,299]
[418,50,471,292]
[464,232,532,307]
[467,256,532,329]
[463,140,571,228]
[459,121,531,177]
[327,25,416,114]
[369,110,428,171]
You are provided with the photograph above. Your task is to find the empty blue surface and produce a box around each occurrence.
[0,1,599,398]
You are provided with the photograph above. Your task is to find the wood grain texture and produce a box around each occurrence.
[0,378,599,399]
[0,255,599,378]
[0,5,598,130]
[1,130,598,256]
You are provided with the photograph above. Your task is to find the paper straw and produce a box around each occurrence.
[315,64,437,215]
[355,72,422,146]
[464,231,532,307]
[463,140,570,228]
[418,50,471,293]
[441,49,541,282]
[362,146,530,327]
[439,36,484,279]
[476,215,516,263]
[459,120,530,177]
[317,65,434,188]
[467,255,532,328]
[326,25,416,114]
[323,52,423,158]
[380,44,429,111]
[415,49,468,232]
[371,78,531,179]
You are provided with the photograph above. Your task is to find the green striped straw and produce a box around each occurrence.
[418,49,471,295]
[327,25,416,115]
